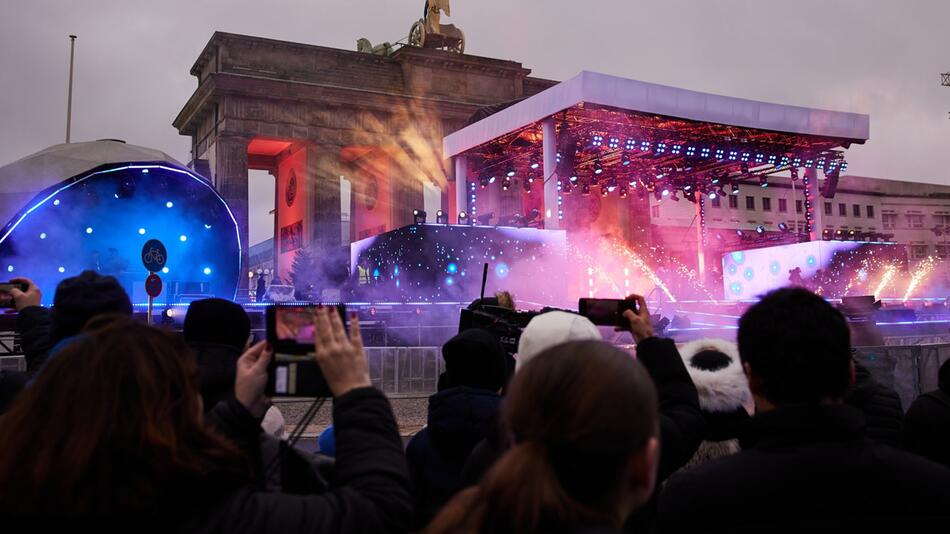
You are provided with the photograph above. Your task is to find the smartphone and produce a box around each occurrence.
[264,304,346,398]
[0,282,28,309]
[578,298,638,327]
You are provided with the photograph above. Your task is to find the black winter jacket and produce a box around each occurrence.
[903,384,950,469]
[845,361,903,447]
[191,387,413,533]
[407,386,502,528]
[0,306,54,413]
[658,404,950,533]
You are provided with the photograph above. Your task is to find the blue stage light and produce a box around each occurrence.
[161,267,169,274]
[53,199,61,206]
[58,266,65,273]
[204,224,212,229]
[85,227,93,234]
[39,233,46,239]
[138,228,146,235]
[6,265,12,272]
[203,267,212,275]
[179,235,187,242]
[166,201,174,208]
[447,262,458,274]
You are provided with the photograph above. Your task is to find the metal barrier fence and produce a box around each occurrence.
[854,343,950,411]
[366,347,443,398]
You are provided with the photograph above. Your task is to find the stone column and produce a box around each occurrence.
[541,118,559,230]
[804,167,822,241]
[454,155,468,221]
[213,134,251,297]
[307,144,345,296]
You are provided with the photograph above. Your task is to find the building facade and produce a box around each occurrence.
[174,32,555,293]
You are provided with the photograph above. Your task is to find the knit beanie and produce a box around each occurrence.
[49,270,132,343]
[183,298,251,350]
[516,311,602,372]
[441,328,508,392]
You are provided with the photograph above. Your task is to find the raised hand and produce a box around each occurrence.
[235,340,273,417]
[312,306,372,397]
[9,277,42,310]
[620,294,655,343]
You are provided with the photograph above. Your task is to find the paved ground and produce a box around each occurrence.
[274,395,429,443]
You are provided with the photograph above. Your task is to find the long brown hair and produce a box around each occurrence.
[427,340,659,533]
[0,316,248,518]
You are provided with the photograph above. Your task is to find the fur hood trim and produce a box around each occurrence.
[679,338,753,414]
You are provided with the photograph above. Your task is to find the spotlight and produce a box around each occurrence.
[85,227,93,234]
[778,222,790,233]
[601,187,609,197]
[594,160,604,175]
[582,184,591,195]
[759,176,769,188]
[458,211,470,224]
[138,228,146,235]
[413,209,427,224]
[39,232,47,239]
[790,167,799,181]
[488,176,497,184]
[506,165,516,178]
[479,176,490,188]
[529,157,540,170]
[835,229,844,240]
[708,191,717,200]
[822,229,832,240]
[58,266,65,273]
[755,225,766,235]
[569,174,579,183]
[619,186,628,198]
[731,184,740,195]
[661,188,670,197]
[502,177,511,191]
[165,201,174,208]
[53,199,61,206]
[161,267,169,274]
[179,235,187,242]
[436,210,449,224]
[161,308,176,325]
[622,153,631,166]
[736,230,745,238]
[203,267,212,275]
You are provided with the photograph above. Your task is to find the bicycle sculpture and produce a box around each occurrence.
[409,0,465,54]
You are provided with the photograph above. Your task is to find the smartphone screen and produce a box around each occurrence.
[578,298,637,327]
[266,304,346,353]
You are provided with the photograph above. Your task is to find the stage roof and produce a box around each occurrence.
[444,71,870,158]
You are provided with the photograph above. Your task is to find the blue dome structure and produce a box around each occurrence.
[0,142,240,304]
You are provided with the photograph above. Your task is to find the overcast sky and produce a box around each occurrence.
[2,0,948,244]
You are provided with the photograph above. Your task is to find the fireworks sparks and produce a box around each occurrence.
[902,256,936,303]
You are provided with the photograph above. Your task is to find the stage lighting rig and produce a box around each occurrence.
[436,210,448,224]
[778,222,790,233]
[594,160,604,175]
[755,225,766,235]
[506,165,516,178]
[529,157,540,170]
[790,167,800,181]
[581,184,591,195]
[759,176,769,188]
[413,209,427,224]
[458,211,471,225]
[731,184,740,195]
[501,177,511,191]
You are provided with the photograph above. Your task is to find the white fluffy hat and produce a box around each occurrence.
[678,338,753,414]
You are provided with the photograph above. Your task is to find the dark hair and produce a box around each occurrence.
[428,340,659,533]
[738,287,852,405]
[49,270,132,343]
[0,316,247,518]
[441,328,508,391]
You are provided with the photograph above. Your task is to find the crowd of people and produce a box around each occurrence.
[1,270,950,532]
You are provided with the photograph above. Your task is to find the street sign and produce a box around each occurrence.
[145,273,162,298]
[141,239,167,272]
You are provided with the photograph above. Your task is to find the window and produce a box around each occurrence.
[838,203,847,216]
[909,244,929,260]
[866,205,875,219]
[824,202,832,216]
[762,197,772,211]
[728,195,738,209]
[882,213,897,229]
[937,245,950,260]
[778,198,788,213]
[746,196,755,210]
[907,214,924,228]
[852,204,861,217]
[651,205,660,218]
[796,200,803,214]
[711,196,721,208]
[934,214,950,227]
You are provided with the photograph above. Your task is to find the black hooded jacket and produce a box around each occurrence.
[406,386,502,529]
[902,359,950,468]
